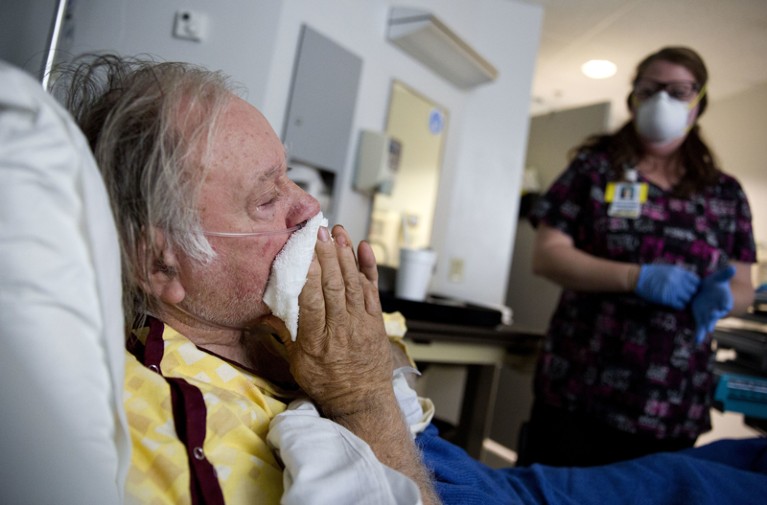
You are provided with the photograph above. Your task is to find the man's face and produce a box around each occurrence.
[177,96,320,329]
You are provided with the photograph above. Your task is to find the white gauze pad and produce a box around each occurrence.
[263,212,327,341]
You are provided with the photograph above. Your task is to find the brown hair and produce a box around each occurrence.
[575,46,718,196]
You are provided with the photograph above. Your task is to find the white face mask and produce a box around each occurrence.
[634,91,692,144]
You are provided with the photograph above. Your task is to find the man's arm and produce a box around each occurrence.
[268,399,423,505]
[282,225,439,505]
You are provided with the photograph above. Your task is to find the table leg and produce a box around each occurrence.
[454,363,502,458]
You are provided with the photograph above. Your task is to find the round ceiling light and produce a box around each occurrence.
[581,59,617,79]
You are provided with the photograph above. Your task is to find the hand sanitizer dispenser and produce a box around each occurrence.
[354,130,401,195]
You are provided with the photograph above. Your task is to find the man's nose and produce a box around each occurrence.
[285,179,321,227]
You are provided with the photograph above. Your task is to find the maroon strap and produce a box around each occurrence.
[130,316,225,505]
[168,378,226,505]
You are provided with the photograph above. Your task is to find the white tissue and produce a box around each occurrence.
[263,212,327,341]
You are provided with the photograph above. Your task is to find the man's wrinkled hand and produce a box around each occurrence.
[281,224,393,418]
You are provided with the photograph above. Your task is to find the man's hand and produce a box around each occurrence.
[280,224,440,504]
[282,224,393,418]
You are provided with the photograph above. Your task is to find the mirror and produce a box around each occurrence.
[366,80,448,267]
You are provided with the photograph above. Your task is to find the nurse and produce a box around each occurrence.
[520,46,756,467]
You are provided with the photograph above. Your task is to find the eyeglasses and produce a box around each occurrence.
[203,222,304,238]
[632,79,702,102]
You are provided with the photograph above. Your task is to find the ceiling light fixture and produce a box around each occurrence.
[581,59,617,79]
[387,7,498,89]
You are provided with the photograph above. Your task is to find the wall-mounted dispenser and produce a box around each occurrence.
[354,130,402,195]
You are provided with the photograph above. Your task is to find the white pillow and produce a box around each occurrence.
[0,61,129,504]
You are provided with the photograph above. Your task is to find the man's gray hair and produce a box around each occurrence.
[53,54,235,324]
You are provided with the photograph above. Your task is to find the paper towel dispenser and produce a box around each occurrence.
[354,130,401,195]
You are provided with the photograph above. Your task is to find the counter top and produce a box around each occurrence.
[404,319,541,353]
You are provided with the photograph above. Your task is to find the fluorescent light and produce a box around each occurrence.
[387,7,498,89]
[581,59,617,79]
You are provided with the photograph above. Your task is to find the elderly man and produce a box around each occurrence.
[58,54,436,504]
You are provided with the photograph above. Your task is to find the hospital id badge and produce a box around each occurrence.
[605,182,647,219]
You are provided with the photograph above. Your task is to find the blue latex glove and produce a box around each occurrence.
[692,265,736,345]
[635,264,701,310]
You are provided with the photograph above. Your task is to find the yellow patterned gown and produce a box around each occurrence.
[123,317,299,505]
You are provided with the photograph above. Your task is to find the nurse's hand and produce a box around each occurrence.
[634,264,701,309]
[284,224,393,418]
[692,265,735,345]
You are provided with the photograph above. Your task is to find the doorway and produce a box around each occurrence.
[367,80,448,267]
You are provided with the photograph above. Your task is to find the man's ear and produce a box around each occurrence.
[138,228,186,305]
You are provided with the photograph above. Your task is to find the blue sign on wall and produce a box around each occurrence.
[429,109,444,135]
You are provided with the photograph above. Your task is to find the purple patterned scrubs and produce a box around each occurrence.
[529,149,756,440]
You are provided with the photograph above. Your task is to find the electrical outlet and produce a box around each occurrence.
[173,10,208,42]
[449,257,464,283]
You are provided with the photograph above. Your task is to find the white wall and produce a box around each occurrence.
[428,1,543,308]
[57,0,282,113]
[701,82,767,264]
[42,0,542,309]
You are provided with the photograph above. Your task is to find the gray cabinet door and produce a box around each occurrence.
[283,25,362,175]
